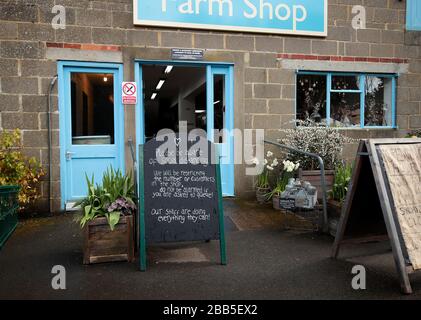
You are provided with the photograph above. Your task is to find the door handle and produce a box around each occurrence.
[65,151,75,160]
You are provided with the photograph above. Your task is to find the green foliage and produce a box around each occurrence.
[102,167,135,203]
[255,151,279,189]
[266,179,287,200]
[406,129,421,138]
[329,163,353,203]
[0,129,44,208]
[266,166,297,200]
[76,174,111,229]
[75,167,136,231]
[256,170,270,189]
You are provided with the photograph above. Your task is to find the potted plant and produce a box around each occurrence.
[328,163,353,218]
[75,167,136,264]
[0,129,44,249]
[254,152,279,204]
[279,120,352,199]
[268,160,300,210]
[407,129,421,138]
[327,162,352,236]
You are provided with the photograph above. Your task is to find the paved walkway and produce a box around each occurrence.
[0,199,420,299]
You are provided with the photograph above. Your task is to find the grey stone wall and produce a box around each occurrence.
[0,0,420,209]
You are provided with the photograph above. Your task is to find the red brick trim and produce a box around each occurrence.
[46,42,64,48]
[46,42,121,52]
[278,53,408,64]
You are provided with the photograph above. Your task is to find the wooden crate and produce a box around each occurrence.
[83,215,134,264]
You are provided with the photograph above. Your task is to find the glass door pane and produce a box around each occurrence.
[70,73,115,145]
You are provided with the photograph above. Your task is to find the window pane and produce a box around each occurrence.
[214,74,225,143]
[71,73,114,145]
[364,76,393,127]
[296,75,327,124]
[330,92,361,127]
[332,75,361,91]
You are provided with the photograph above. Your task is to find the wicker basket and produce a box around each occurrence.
[0,186,20,249]
[256,187,270,204]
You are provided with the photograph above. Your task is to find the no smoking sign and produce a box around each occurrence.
[122,82,137,105]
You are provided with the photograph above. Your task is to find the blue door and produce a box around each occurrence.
[135,61,234,196]
[58,62,125,208]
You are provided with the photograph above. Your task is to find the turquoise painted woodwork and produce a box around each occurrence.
[295,71,398,129]
[407,0,421,31]
[207,65,235,197]
[58,62,125,208]
[135,60,235,196]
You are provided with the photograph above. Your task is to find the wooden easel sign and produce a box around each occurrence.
[138,134,227,271]
[332,139,421,294]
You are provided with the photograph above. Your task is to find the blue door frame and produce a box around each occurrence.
[135,60,235,196]
[58,61,125,209]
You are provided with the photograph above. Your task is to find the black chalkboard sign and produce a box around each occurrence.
[138,134,226,271]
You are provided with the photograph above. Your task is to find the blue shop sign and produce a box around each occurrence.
[134,0,327,36]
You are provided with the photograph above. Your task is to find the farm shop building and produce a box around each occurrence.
[0,0,420,213]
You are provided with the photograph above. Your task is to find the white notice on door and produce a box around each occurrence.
[122,82,137,105]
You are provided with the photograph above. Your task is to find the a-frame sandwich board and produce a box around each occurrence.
[332,139,421,295]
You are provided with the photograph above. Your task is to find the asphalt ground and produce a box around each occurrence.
[1,200,421,300]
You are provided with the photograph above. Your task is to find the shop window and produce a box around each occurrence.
[332,75,361,91]
[296,72,396,129]
[364,76,393,127]
[296,74,327,124]
[70,73,115,144]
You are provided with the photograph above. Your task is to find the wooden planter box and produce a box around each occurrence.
[299,169,335,200]
[83,215,134,265]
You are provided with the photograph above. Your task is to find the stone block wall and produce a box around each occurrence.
[0,0,420,209]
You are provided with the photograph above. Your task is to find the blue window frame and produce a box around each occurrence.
[406,0,421,31]
[296,71,397,129]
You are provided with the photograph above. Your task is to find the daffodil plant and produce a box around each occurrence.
[254,151,279,189]
[267,160,300,199]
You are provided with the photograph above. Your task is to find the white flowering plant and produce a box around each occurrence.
[282,160,300,173]
[267,160,300,199]
[254,151,280,189]
[279,119,353,170]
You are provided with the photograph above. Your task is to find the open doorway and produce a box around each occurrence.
[142,65,210,140]
[138,62,234,196]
